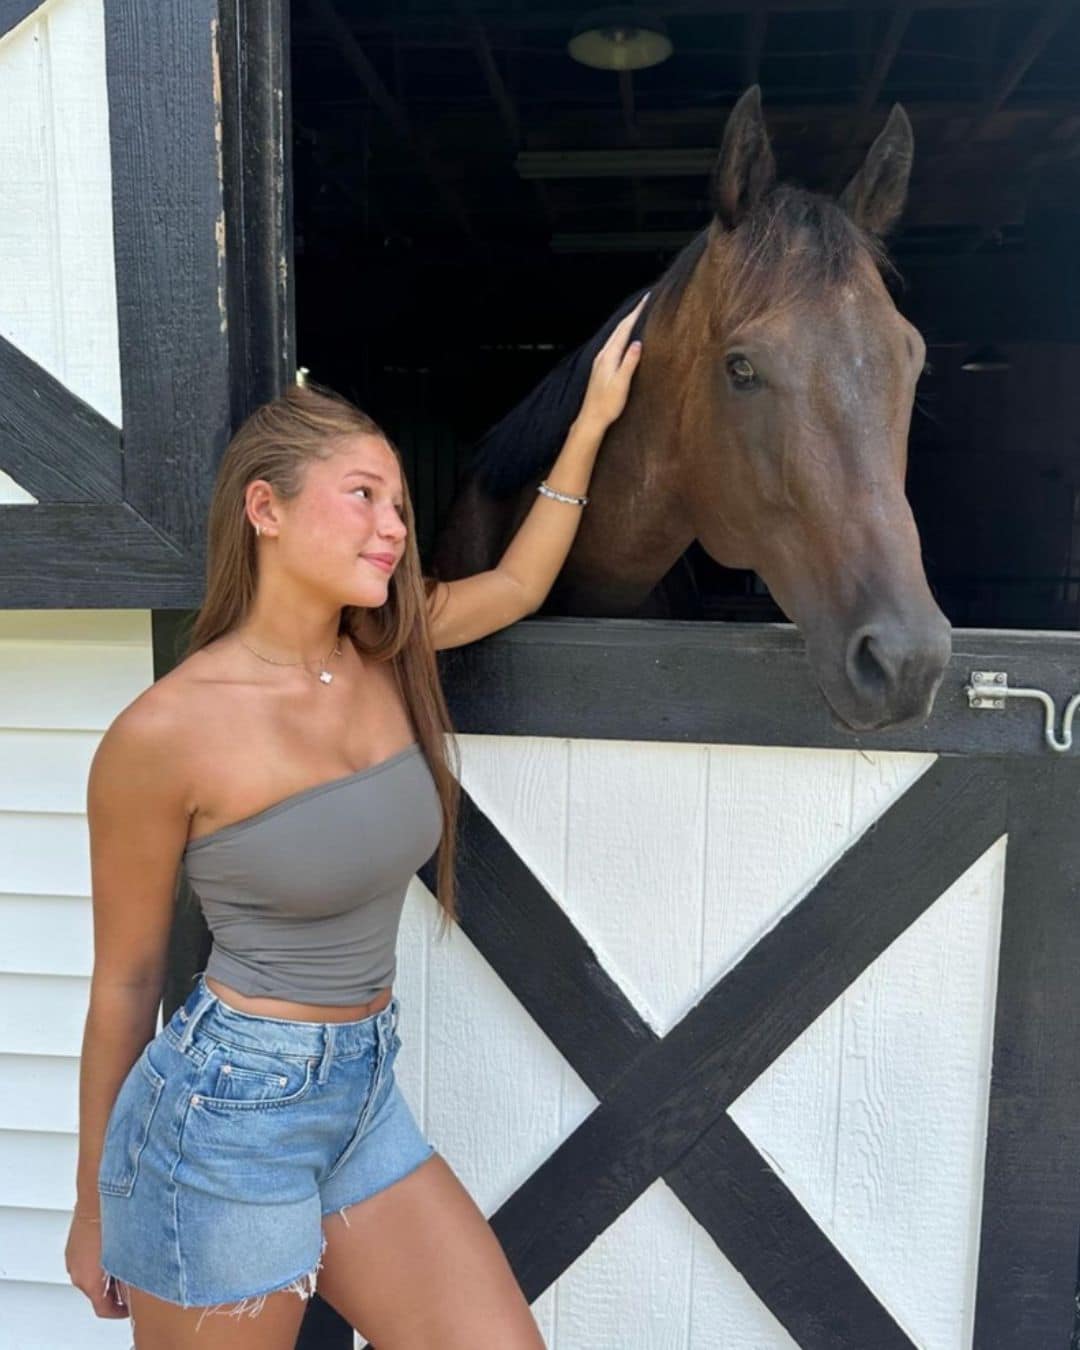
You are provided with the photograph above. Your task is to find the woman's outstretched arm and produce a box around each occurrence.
[427,295,646,651]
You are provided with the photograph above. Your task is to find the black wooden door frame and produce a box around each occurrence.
[425,620,1080,1350]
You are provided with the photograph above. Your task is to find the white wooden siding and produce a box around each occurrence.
[0,609,153,1347]
[0,0,119,509]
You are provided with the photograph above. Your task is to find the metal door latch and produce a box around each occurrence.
[965,671,1080,753]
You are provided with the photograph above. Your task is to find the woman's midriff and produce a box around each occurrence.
[204,975,392,1023]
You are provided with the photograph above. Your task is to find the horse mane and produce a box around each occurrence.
[467,186,891,500]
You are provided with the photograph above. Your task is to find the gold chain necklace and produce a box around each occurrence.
[238,635,343,685]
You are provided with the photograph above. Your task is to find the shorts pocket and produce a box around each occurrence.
[97,1046,166,1197]
[195,1043,315,1110]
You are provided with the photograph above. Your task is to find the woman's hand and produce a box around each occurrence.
[65,1212,130,1320]
[576,292,648,434]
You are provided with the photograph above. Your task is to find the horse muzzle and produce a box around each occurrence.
[810,607,953,733]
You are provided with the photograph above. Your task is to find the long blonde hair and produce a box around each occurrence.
[178,380,460,935]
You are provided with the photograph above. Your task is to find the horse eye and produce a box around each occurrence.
[726,354,758,389]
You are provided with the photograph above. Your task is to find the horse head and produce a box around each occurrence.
[636,86,951,731]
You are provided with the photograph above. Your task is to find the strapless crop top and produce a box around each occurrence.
[181,742,442,1005]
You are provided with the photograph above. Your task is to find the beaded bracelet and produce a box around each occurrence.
[538,480,589,507]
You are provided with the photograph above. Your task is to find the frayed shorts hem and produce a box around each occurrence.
[102,1231,326,1321]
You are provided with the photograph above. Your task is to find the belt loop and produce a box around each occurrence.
[317,1023,336,1084]
[176,984,215,1052]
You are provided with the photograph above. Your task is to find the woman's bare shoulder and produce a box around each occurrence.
[94,645,227,790]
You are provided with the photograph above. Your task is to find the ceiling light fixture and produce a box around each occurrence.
[568,7,673,72]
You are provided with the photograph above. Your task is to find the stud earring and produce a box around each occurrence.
[255,523,262,537]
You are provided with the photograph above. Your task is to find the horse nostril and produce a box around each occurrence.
[847,629,892,699]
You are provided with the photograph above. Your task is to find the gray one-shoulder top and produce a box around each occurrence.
[182,743,442,1005]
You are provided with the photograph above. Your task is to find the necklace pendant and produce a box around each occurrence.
[319,670,334,684]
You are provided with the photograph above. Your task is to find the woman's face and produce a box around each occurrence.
[270,433,408,607]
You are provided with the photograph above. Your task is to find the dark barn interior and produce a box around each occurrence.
[289,0,1080,630]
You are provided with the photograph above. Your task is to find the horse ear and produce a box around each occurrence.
[711,85,776,228]
[839,103,914,236]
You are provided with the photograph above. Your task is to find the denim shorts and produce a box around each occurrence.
[97,971,436,1318]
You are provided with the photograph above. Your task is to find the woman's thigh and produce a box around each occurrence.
[317,1151,546,1350]
[123,1282,308,1349]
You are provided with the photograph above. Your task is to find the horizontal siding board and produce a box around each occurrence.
[0,1279,132,1348]
[0,897,92,976]
[0,637,152,728]
[0,1128,76,1209]
[0,974,91,1057]
[0,1053,79,1132]
[0,1205,84,1283]
[0,816,92,896]
[0,731,100,812]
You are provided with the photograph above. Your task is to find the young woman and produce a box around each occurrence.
[64,297,644,1349]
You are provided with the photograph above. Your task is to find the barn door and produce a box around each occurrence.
[424,621,1080,1350]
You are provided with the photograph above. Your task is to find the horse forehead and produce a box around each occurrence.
[806,287,903,365]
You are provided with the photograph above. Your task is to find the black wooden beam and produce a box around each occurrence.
[856,3,914,115]
[669,1116,914,1349]
[308,0,474,240]
[973,755,1080,1347]
[0,336,121,503]
[970,0,1075,138]
[437,620,1080,758]
[454,0,519,147]
[104,0,232,555]
[0,0,42,38]
[495,759,1004,1296]
[218,0,296,421]
[453,0,554,228]
[345,0,1009,38]
[2,504,188,604]
[830,2,914,189]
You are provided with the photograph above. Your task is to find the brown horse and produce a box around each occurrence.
[432,86,951,733]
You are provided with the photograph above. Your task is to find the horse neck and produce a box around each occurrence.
[588,285,707,532]
[557,332,700,605]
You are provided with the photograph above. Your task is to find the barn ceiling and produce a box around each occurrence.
[291,0,1080,261]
